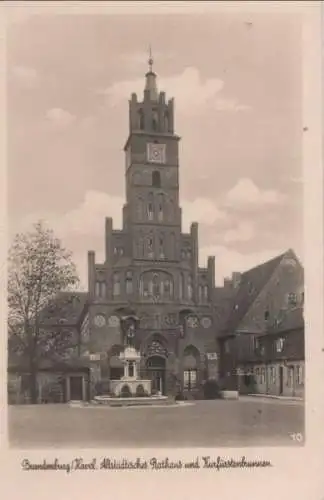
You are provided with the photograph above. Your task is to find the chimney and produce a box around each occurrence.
[232,272,241,289]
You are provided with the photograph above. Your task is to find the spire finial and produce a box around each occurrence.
[148,44,153,73]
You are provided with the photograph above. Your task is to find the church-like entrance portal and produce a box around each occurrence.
[146,356,166,395]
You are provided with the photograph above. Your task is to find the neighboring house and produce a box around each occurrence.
[217,249,304,397]
[237,307,304,397]
[7,291,91,404]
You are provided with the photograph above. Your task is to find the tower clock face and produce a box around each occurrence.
[147,143,166,164]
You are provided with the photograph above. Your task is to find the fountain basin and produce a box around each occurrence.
[110,379,152,397]
[93,394,171,407]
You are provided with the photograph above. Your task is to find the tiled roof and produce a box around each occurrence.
[221,249,297,334]
[40,291,88,326]
[269,306,304,333]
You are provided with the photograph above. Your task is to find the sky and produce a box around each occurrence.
[7,12,303,288]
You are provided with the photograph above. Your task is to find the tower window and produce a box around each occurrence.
[147,235,154,258]
[95,281,106,298]
[147,193,154,221]
[179,272,184,299]
[113,273,120,297]
[188,275,193,300]
[158,235,164,259]
[152,170,161,188]
[152,274,159,296]
[152,110,158,131]
[126,270,133,295]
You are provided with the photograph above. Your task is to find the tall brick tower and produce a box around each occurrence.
[87,52,217,397]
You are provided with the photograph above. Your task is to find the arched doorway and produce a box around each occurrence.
[146,355,166,395]
[183,345,200,392]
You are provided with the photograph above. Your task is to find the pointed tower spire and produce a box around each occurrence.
[145,45,158,101]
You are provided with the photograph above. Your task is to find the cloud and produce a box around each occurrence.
[100,67,249,116]
[214,98,251,112]
[199,244,286,286]
[40,191,227,238]
[223,220,254,243]
[181,197,227,231]
[224,178,285,208]
[46,108,76,128]
[11,65,39,87]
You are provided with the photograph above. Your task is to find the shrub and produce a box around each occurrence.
[203,379,221,400]
[135,384,147,397]
[120,384,132,398]
[175,392,187,401]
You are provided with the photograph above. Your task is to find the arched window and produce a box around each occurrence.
[140,271,174,301]
[152,170,161,188]
[152,110,158,131]
[203,285,208,302]
[113,273,120,297]
[198,285,203,303]
[147,234,154,259]
[147,193,154,221]
[158,234,164,259]
[138,109,144,130]
[164,277,173,298]
[188,275,193,300]
[158,193,164,222]
[164,111,169,132]
[179,272,184,299]
[95,281,106,298]
[126,271,133,295]
[152,274,159,297]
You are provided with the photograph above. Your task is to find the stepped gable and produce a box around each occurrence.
[222,250,294,334]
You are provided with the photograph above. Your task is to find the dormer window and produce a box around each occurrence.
[287,292,298,307]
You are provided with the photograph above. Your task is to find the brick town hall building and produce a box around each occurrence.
[85,57,219,398]
[8,57,305,404]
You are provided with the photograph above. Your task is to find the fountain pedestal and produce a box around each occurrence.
[109,346,152,396]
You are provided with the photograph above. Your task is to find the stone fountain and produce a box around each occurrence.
[93,315,169,406]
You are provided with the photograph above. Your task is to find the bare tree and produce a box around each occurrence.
[8,221,80,403]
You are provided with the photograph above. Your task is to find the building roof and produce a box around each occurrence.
[8,357,90,373]
[221,249,300,334]
[39,291,88,327]
[268,306,304,334]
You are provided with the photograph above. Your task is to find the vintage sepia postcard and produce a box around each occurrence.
[1,1,323,499]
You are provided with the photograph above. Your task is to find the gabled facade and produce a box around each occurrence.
[217,249,304,397]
